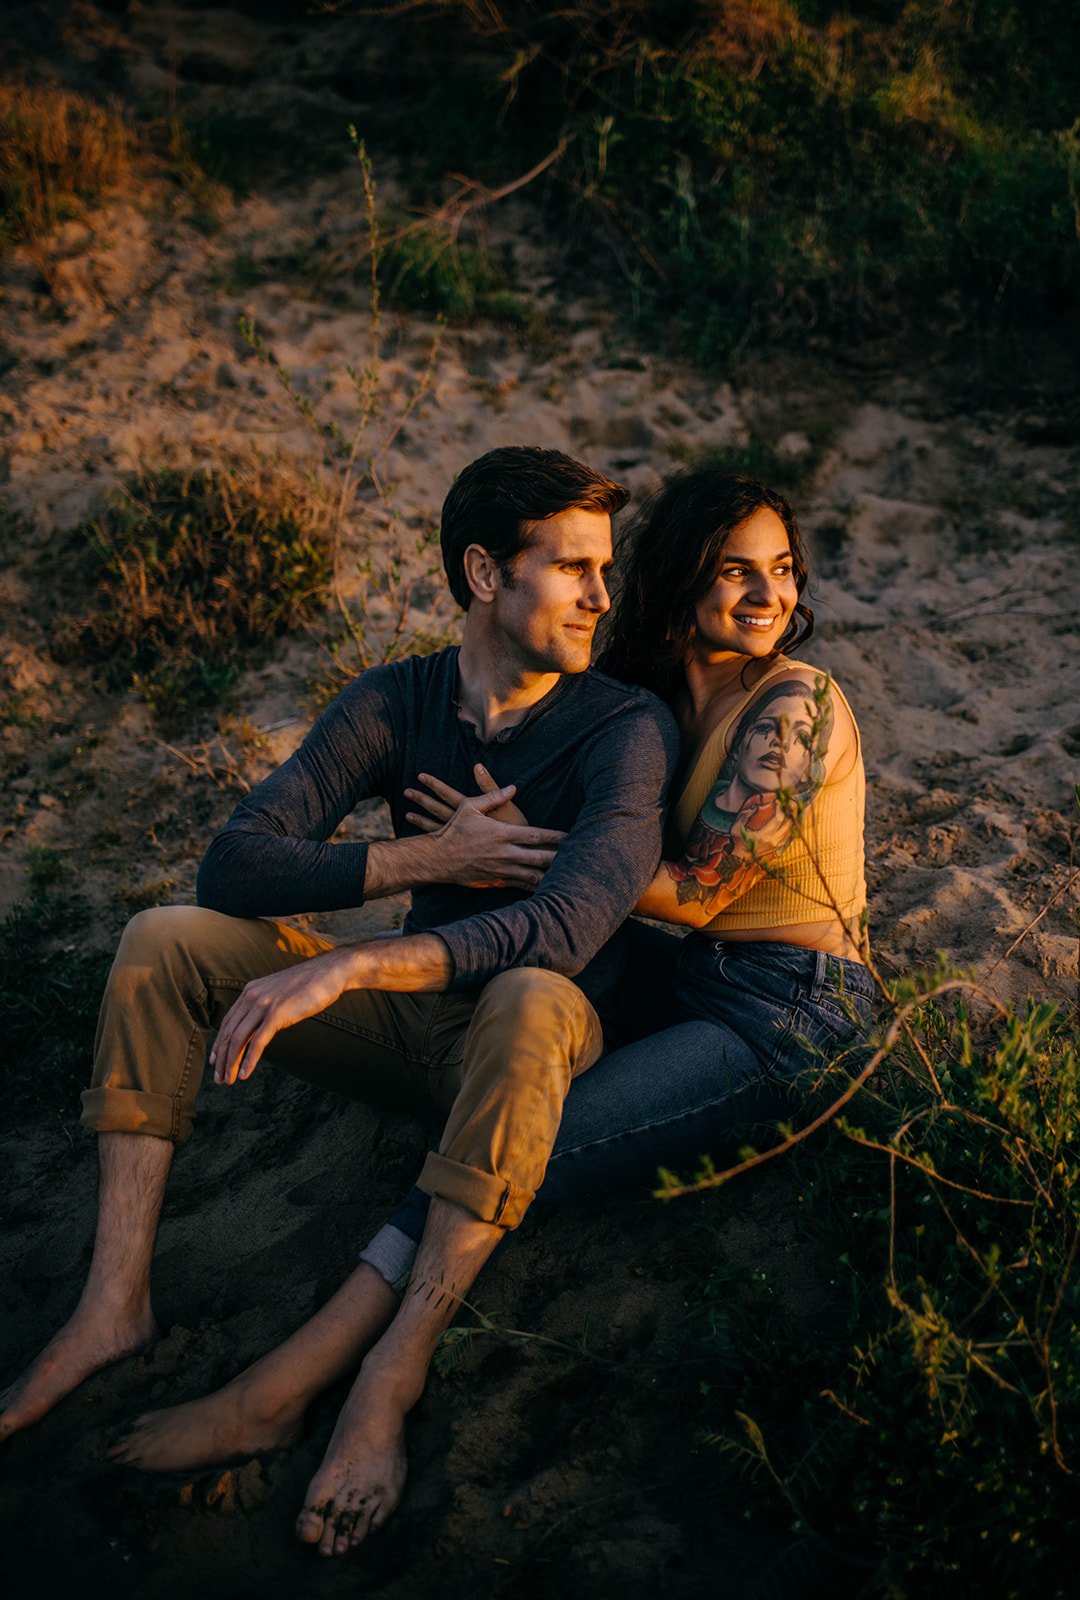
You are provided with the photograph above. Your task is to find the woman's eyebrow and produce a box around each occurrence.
[721,551,792,564]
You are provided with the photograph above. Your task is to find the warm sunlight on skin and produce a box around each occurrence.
[475,507,614,679]
[690,506,798,662]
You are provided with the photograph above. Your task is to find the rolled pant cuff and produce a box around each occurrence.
[417,1151,534,1229]
[80,1085,192,1143]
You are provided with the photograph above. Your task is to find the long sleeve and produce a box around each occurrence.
[195,667,399,917]
[435,698,680,991]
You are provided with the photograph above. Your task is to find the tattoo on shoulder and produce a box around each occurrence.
[667,674,835,910]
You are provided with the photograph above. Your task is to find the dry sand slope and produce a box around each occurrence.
[2,54,1079,1600]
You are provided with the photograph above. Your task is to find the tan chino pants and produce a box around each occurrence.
[80,906,603,1229]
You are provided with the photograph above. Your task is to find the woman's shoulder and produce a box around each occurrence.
[736,657,860,775]
[749,657,858,726]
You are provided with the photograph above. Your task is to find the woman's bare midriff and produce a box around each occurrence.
[704,917,866,962]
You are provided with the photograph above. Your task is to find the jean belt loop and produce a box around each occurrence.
[811,947,826,1001]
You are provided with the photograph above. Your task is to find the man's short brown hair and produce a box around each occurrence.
[440,446,628,609]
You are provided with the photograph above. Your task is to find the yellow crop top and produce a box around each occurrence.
[666,659,867,934]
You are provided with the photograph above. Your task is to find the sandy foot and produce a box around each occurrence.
[0,1306,160,1442]
[295,1362,410,1558]
[107,1372,306,1472]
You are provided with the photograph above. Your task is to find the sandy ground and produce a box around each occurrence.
[1,5,1078,1596]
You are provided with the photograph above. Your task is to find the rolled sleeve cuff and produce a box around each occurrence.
[435,920,504,994]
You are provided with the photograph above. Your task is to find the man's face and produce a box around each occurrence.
[490,508,613,674]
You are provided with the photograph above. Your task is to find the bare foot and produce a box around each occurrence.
[0,1304,159,1442]
[295,1361,413,1557]
[108,1369,306,1472]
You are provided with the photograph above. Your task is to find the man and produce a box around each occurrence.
[0,447,678,1559]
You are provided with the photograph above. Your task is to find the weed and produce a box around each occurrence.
[239,136,457,686]
[57,456,333,726]
[0,687,42,727]
[667,435,820,495]
[179,108,353,194]
[650,962,1080,1595]
[0,83,133,260]
[344,1,1080,363]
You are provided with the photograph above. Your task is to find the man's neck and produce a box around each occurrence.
[456,630,562,742]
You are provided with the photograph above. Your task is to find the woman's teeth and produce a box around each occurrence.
[736,615,773,629]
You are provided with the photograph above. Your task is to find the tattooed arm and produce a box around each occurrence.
[635,673,845,929]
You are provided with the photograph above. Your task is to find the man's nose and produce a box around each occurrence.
[583,573,610,613]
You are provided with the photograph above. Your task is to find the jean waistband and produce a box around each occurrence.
[683,935,876,1000]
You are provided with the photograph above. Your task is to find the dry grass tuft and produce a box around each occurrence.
[57,455,333,724]
[0,82,133,254]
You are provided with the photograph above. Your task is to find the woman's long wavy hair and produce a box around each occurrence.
[596,469,813,698]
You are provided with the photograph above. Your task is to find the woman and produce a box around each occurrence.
[358,468,874,1288]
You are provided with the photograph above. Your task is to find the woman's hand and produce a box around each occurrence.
[404,763,564,889]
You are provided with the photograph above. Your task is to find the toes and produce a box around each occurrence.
[353,1501,380,1545]
[296,1502,328,1546]
[317,1504,341,1558]
[331,1509,357,1557]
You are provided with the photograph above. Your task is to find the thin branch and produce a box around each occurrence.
[843,1131,1034,1207]
[982,867,1079,980]
[654,979,982,1200]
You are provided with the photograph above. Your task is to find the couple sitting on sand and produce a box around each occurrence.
[1,446,872,1558]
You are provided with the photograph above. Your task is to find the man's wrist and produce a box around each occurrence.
[365,833,443,898]
[338,931,454,994]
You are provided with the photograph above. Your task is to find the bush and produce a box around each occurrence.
[59,457,332,724]
[353,0,1080,361]
[656,972,1080,1595]
[0,82,133,254]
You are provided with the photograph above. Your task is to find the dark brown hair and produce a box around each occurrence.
[596,469,813,697]
[440,446,629,609]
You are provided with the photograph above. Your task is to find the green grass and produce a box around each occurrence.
[351,0,1080,364]
[650,967,1080,1595]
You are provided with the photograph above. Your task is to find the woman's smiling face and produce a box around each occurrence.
[692,506,798,659]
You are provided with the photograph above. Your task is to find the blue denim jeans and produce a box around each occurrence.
[359,926,876,1287]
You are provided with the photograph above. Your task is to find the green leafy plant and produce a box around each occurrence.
[335,0,1080,364]
[649,966,1080,1597]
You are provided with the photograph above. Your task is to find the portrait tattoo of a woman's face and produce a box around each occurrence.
[668,678,834,911]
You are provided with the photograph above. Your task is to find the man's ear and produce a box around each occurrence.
[462,543,499,605]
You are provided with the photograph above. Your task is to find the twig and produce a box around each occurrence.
[842,1130,1034,1207]
[653,978,982,1200]
[982,867,1079,980]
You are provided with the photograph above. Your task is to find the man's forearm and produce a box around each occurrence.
[210,930,456,1084]
[363,836,440,900]
[342,930,454,992]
